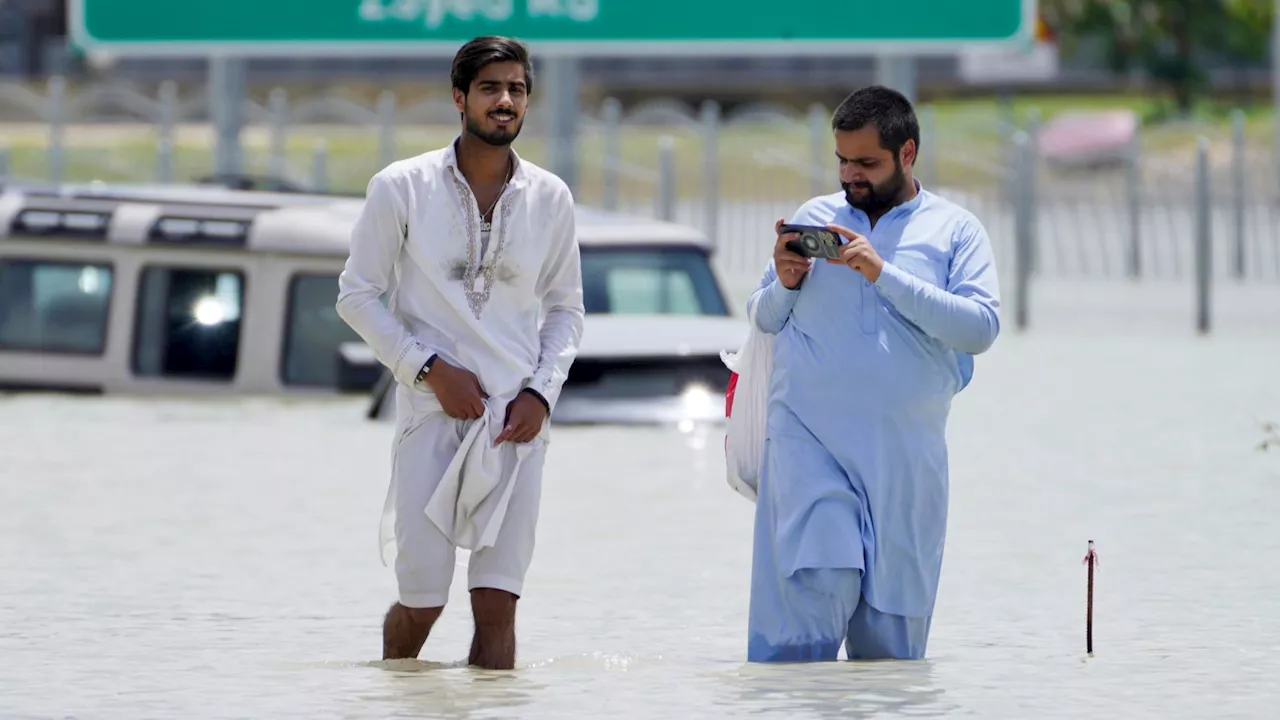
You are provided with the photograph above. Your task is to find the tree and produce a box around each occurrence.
[1040,0,1275,114]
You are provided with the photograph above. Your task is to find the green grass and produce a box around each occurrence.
[1,93,1274,203]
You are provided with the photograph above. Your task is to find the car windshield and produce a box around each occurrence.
[580,246,728,316]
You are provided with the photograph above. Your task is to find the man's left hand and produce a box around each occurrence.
[493,391,548,445]
[826,224,884,283]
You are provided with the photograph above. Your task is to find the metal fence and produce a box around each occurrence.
[1,78,1279,306]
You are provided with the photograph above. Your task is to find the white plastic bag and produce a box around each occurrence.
[719,298,773,503]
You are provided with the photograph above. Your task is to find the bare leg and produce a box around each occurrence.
[468,588,518,670]
[382,602,444,660]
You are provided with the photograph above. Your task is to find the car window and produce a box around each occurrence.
[281,273,365,387]
[580,246,728,316]
[0,259,113,354]
[132,265,246,381]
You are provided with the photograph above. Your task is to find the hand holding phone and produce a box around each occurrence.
[773,219,820,289]
[778,223,844,261]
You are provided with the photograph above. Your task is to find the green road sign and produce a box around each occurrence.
[69,0,1034,56]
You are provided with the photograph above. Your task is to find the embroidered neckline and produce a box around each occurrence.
[448,167,515,320]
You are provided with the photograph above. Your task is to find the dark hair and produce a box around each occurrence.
[451,36,534,95]
[831,85,919,156]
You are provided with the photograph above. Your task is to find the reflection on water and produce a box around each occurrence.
[718,661,953,719]
[3,304,1280,718]
[367,664,547,720]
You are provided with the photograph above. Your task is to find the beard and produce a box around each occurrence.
[842,158,908,215]
[464,109,523,147]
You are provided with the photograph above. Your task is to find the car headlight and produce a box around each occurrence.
[678,383,719,418]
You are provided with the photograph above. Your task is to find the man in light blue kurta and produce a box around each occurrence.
[746,86,1001,662]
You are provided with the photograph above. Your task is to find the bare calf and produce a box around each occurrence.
[380,590,519,669]
[469,588,518,670]
[382,603,443,660]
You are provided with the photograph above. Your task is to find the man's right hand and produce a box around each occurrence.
[423,359,487,420]
[773,218,812,289]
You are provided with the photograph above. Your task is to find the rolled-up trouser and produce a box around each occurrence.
[390,411,546,608]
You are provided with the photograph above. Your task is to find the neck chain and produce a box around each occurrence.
[479,158,514,234]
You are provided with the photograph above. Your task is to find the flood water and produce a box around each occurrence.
[3,279,1280,719]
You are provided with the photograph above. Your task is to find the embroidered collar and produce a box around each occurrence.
[439,137,528,321]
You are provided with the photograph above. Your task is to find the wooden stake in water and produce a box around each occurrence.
[1083,540,1100,655]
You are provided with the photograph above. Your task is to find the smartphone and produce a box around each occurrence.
[778,223,843,260]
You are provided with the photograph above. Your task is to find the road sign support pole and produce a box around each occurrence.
[209,55,247,177]
[543,55,580,195]
[1269,0,1280,202]
[1274,0,1280,200]
[874,55,917,107]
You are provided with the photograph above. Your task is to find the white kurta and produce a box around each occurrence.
[336,142,584,409]
[336,140,585,604]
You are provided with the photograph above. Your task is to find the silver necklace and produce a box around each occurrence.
[479,160,513,234]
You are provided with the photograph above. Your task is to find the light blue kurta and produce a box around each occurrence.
[746,183,1001,662]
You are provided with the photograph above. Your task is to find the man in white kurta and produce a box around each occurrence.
[335,36,584,669]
